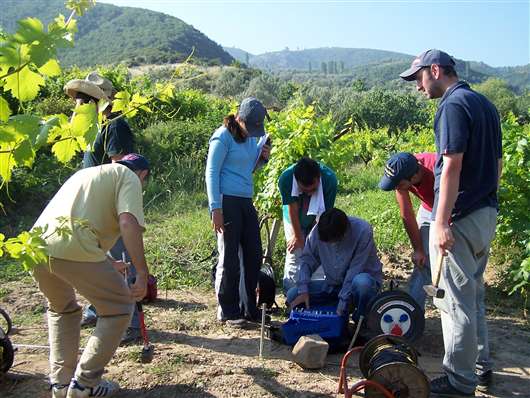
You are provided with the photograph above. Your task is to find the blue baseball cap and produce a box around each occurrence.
[400,49,456,81]
[116,153,150,172]
[378,152,419,191]
[237,97,270,137]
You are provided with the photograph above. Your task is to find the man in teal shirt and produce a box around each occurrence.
[278,157,337,292]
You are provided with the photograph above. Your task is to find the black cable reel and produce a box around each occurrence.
[365,284,425,343]
[359,335,430,398]
[0,307,15,374]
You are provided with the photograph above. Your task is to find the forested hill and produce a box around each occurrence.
[244,47,412,71]
[0,0,234,66]
[226,47,530,92]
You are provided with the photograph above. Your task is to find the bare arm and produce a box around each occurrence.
[287,202,305,252]
[119,212,148,300]
[395,189,425,267]
[433,153,463,254]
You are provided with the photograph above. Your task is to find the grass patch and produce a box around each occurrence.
[144,191,213,289]
[0,259,30,283]
[147,353,184,375]
[0,286,11,299]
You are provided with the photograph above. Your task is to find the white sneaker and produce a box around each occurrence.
[51,384,69,398]
[66,379,119,398]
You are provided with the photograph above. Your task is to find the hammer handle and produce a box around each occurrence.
[433,253,445,288]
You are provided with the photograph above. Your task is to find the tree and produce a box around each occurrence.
[321,62,327,74]
[474,78,518,119]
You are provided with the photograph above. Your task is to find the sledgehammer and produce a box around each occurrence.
[137,301,154,363]
[423,253,445,299]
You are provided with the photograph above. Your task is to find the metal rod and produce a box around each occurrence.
[347,315,364,351]
[259,303,266,359]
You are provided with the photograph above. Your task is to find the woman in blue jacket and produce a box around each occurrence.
[206,97,270,326]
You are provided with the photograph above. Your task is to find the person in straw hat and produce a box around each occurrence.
[81,72,135,168]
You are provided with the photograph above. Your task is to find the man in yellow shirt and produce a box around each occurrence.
[32,154,150,398]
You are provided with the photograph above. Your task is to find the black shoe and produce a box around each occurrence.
[430,376,475,397]
[477,369,492,389]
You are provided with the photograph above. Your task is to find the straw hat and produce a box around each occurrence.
[86,72,117,98]
[64,79,108,101]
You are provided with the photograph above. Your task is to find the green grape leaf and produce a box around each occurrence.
[72,102,97,143]
[28,42,54,68]
[156,83,175,102]
[4,230,49,272]
[0,96,11,122]
[38,58,61,77]
[0,150,15,182]
[36,115,62,149]
[10,114,41,144]
[0,125,19,144]
[12,17,46,44]
[66,0,96,17]
[3,66,45,102]
[49,14,77,45]
[13,139,34,167]
[0,43,31,70]
[111,91,130,114]
[51,136,80,164]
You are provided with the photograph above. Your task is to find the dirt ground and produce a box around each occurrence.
[1,272,529,398]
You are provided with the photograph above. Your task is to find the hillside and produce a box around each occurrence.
[247,47,412,71]
[0,0,234,66]
[223,46,255,65]
[227,46,529,92]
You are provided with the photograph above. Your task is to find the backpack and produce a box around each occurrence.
[257,263,278,309]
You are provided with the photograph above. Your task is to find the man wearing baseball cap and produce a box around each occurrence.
[379,152,436,311]
[400,50,502,396]
[32,153,150,398]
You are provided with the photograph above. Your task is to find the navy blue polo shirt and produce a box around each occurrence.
[432,81,502,221]
[83,113,135,168]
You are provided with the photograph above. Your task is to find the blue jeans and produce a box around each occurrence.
[286,273,380,321]
[109,238,139,329]
[407,205,432,311]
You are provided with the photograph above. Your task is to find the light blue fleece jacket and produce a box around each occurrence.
[205,126,261,211]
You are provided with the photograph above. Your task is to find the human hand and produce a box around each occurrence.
[112,260,129,276]
[130,272,147,302]
[290,292,310,309]
[412,249,427,268]
[434,221,455,255]
[260,144,271,161]
[211,209,225,234]
[287,235,304,253]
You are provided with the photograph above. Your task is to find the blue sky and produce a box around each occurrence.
[99,0,529,67]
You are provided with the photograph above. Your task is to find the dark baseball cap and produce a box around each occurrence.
[378,152,419,191]
[399,49,456,81]
[237,97,270,137]
[116,153,150,172]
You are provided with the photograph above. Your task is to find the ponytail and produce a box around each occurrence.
[223,114,246,143]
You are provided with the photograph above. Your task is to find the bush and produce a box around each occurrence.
[495,114,530,306]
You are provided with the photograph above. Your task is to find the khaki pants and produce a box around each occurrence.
[430,206,496,393]
[32,257,134,387]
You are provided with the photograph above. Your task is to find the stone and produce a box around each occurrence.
[291,334,329,369]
